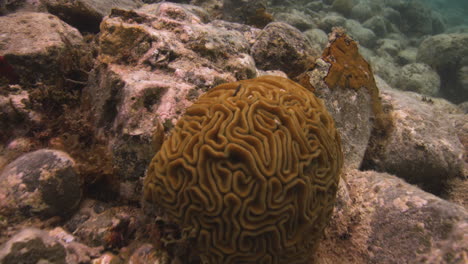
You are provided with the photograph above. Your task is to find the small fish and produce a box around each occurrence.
[0,55,19,84]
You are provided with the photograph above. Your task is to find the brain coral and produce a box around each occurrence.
[144,75,343,263]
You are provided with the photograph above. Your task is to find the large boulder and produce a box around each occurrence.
[0,12,83,84]
[84,3,259,201]
[222,0,271,28]
[314,169,468,264]
[345,19,377,48]
[362,77,464,195]
[391,0,434,36]
[42,0,143,32]
[331,0,357,17]
[318,13,347,33]
[298,30,390,170]
[304,28,329,50]
[362,15,387,37]
[396,63,441,96]
[417,33,468,103]
[273,9,316,31]
[251,22,319,78]
[0,149,82,220]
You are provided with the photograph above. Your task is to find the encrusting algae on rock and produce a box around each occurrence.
[143,75,343,263]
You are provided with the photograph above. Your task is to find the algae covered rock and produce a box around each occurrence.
[314,169,468,264]
[42,0,143,32]
[0,228,67,264]
[417,33,468,103]
[0,12,83,84]
[363,78,464,195]
[0,227,100,264]
[251,22,319,78]
[85,3,258,201]
[298,30,390,170]
[0,149,82,219]
[396,63,440,96]
[144,76,343,263]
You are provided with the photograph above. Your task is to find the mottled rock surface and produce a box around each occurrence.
[273,9,316,31]
[396,63,441,96]
[42,0,143,32]
[0,12,83,83]
[0,149,82,220]
[0,87,42,144]
[72,205,141,249]
[0,0,45,14]
[84,3,259,200]
[301,58,373,170]
[0,227,100,264]
[304,28,328,50]
[417,33,468,103]
[363,77,465,194]
[299,30,386,170]
[314,169,468,264]
[362,15,387,37]
[251,22,319,77]
[345,19,377,48]
[222,0,270,27]
[318,14,347,33]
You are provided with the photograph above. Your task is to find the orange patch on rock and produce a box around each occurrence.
[322,32,374,92]
[322,31,392,136]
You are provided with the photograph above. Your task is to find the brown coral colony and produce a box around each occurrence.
[144,76,343,263]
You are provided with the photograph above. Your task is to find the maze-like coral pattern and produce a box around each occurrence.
[144,76,343,263]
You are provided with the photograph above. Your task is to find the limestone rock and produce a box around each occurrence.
[298,30,387,170]
[376,38,401,57]
[222,0,270,28]
[0,227,100,264]
[0,149,82,219]
[301,58,372,170]
[273,9,316,31]
[417,33,468,103]
[0,228,67,264]
[363,15,387,37]
[318,13,347,33]
[345,19,377,48]
[392,0,434,36]
[0,12,83,84]
[127,243,167,264]
[0,87,42,144]
[396,63,441,96]
[251,22,319,77]
[369,56,400,86]
[84,3,258,201]
[382,7,401,28]
[0,0,45,14]
[73,206,141,249]
[363,78,464,195]
[350,1,373,22]
[397,47,418,65]
[42,0,143,32]
[92,252,124,264]
[304,28,329,50]
[331,0,356,16]
[314,169,468,264]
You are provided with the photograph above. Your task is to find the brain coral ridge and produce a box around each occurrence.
[144,75,343,263]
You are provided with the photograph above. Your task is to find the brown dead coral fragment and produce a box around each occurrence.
[322,29,392,138]
[144,76,343,264]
